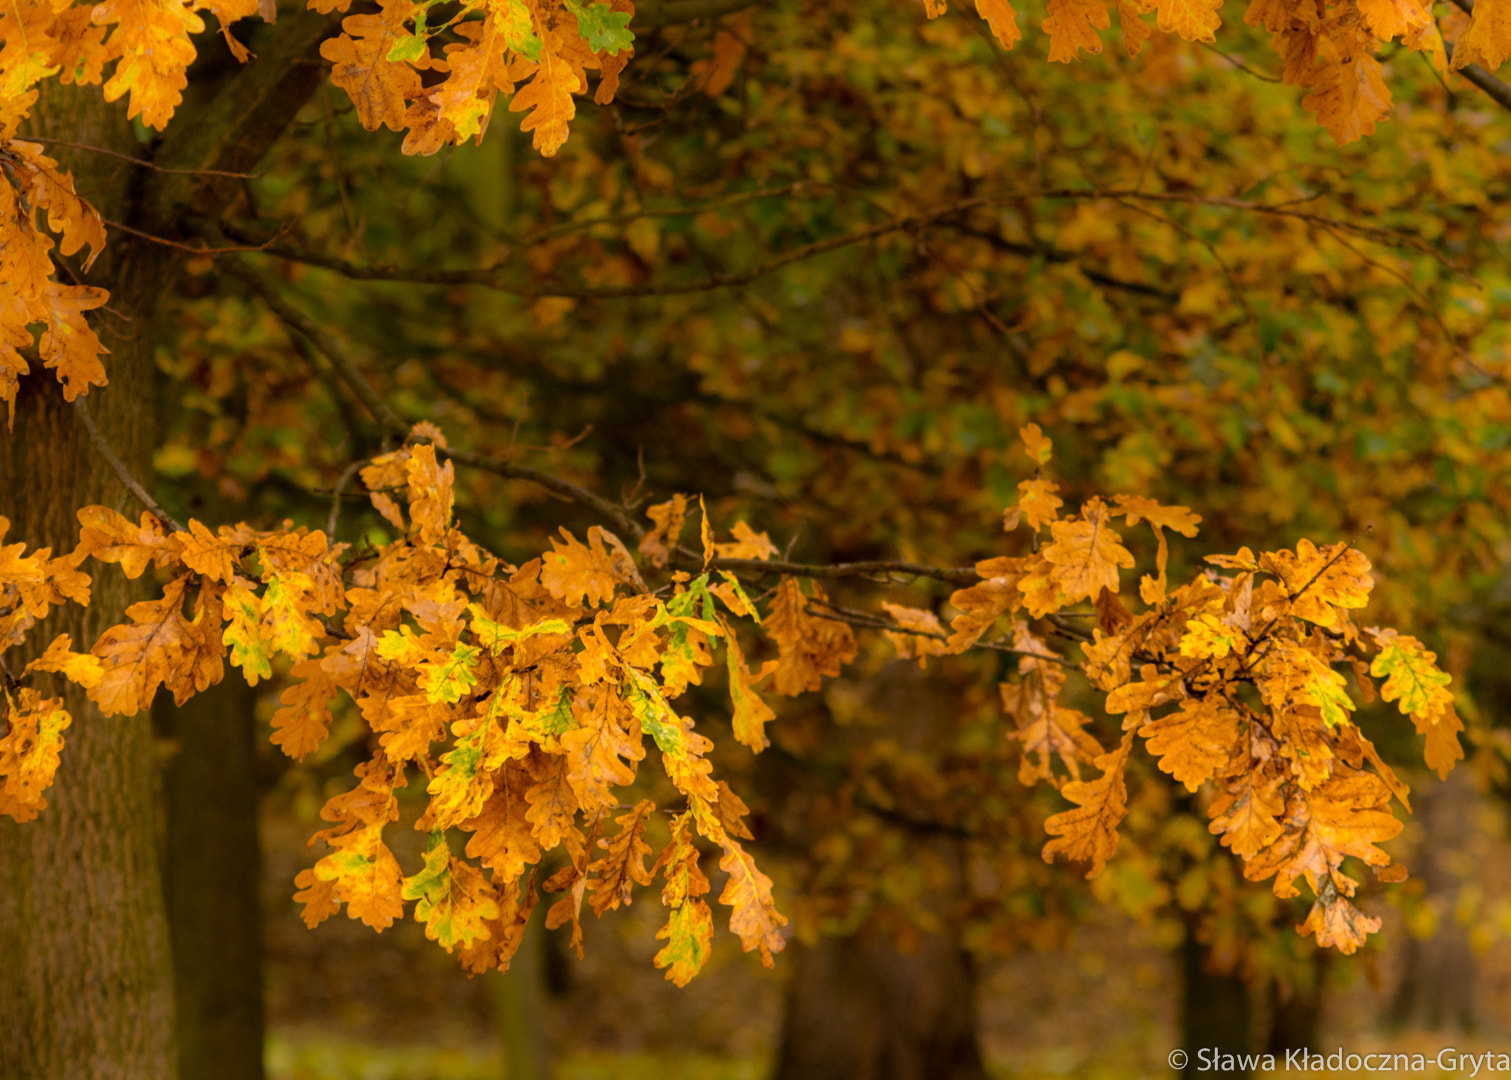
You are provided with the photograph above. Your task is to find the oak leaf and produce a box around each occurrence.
[765,578,857,695]
[1042,732,1132,876]
[1042,499,1135,604]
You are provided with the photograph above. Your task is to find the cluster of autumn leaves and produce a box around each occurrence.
[0,419,1462,973]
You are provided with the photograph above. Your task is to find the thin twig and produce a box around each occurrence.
[326,458,367,540]
[21,137,262,178]
[73,397,185,533]
[700,554,979,585]
[228,259,409,440]
[103,218,275,255]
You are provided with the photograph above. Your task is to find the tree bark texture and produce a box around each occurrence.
[0,87,176,1080]
[0,13,341,1074]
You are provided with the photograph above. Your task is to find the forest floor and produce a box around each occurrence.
[260,771,1511,1080]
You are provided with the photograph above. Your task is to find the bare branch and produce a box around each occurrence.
[21,137,261,177]
[72,397,185,534]
[327,458,366,540]
[227,259,409,440]
[223,192,1013,297]
[634,0,761,26]
[705,555,979,585]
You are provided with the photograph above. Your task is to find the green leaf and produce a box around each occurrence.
[497,0,544,60]
[564,0,634,53]
[419,642,481,703]
[387,34,429,63]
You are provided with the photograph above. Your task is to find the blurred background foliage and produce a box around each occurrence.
[142,0,1511,1075]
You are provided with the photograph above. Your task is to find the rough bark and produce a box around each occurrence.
[0,13,343,1076]
[0,87,176,1080]
[158,678,266,1080]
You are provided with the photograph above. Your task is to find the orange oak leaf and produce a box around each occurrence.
[639,494,688,568]
[765,578,857,695]
[1451,0,1510,70]
[1139,697,1241,791]
[322,13,422,132]
[1042,499,1135,604]
[589,799,655,915]
[1042,732,1132,876]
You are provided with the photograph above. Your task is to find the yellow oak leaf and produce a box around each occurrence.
[174,519,242,584]
[1044,0,1110,59]
[1042,499,1134,604]
[21,633,103,688]
[1297,887,1382,954]
[313,822,406,930]
[1451,0,1510,70]
[1118,0,1154,54]
[880,602,949,667]
[1139,697,1240,791]
[1355,0,1429,41]
[1155,0,1221,41]
[1042,732,1132,876]
[75,505,184,579]
[588,799,655,916]
[976,0,1023,47]
[1016,477,1063,530]
[1261,538,1372,628]
[508,25,585,156]
[0,688,71,820]
[270,656,338,759]
[714,833,787,966]
[89,576,194,716]
[639,494,688,568]
[540,526,619,607]
[92,0,202,128]
[321,13,422,132]
[946,555,1027,651]
[1207,765,1286,859]
[713,520,778,561]
[1300,52,1392,145]
[559,689,643,811]
[765,578,857,695]
[464,761,544,878]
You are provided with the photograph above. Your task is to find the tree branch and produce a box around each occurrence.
[227,259,409,440]
[223,192,1012,297]
[72,397,185,533]
[1436,0,1511,117]
[633,0,762,26]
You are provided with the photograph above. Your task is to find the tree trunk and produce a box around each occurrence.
[767,662,989,1080]
[1181,923,1252,1079]
[772,929,988,1080]
[158,678,266,1080]
[0,88,176,1079]
[492,905,553,1080]
[1387,768,1478,1032]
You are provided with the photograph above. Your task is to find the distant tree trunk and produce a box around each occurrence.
[1181,923,1251,1079]
[0,88,177,1080]
[1263,950,1326,1057]
[773,929,989,1080]
[767,662,989,1080]
[493,906,552,1080]
[1388,768,1477,1032]
[158,678,266,1080]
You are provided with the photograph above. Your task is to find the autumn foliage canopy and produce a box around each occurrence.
[0,0,1505,988]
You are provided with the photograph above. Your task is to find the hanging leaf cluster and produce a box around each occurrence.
[1,417,1458,969]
